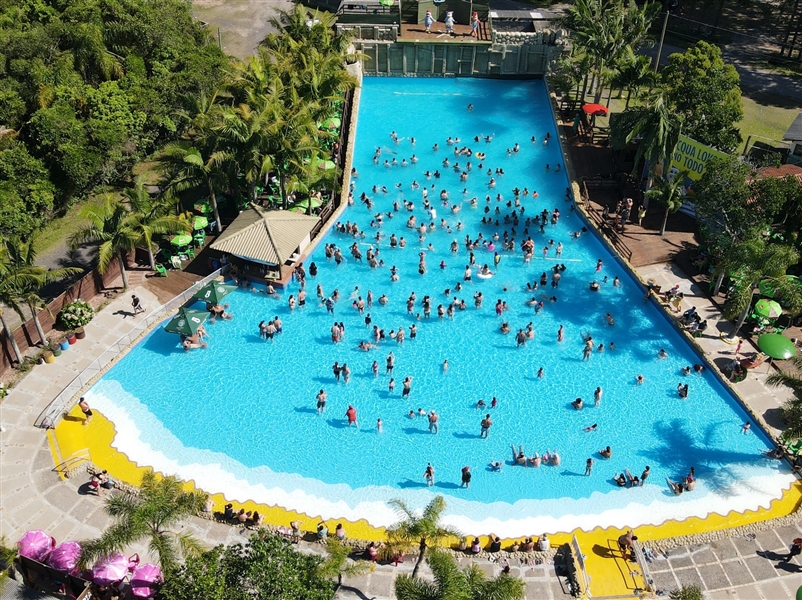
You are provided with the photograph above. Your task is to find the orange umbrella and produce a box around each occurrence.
[582,103,609,117]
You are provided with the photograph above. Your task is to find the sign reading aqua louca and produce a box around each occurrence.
[668,135,729,182]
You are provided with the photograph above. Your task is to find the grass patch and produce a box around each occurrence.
[739,96,801,148]
[35,194,109,256]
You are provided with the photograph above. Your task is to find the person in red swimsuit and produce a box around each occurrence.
[345,405,358,427]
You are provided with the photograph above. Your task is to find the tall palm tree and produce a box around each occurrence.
[611,47,656,109]
[3,238,82,345]
[386,496,460,579]
[395,549,525,600]
[124,178,191,269]
[79,470,206,571]
[610,90,681,203]
[69,198,141,291]
[159,143,226,234]
[318,538,374,590]
[645,170,689,236]
[0,242,41,364]
[768,355,802,440]
[722,238,801,337]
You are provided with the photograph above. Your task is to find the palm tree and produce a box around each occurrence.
[124,177,191,269]
[645,170,689,236]
[722,237,801,337]
[767,355,802,440]
[79,470,206,571]
[386,496,460,579]
[395,549,525,600]
[3,238,82,345]
[69,197,141,291]
[318,538,374,591]
[0,242,40,364]
[159,143,226,234]
[610,90,681,203]
[611,47,655,109]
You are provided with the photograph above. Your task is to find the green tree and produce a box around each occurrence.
[79,470,206,571]
[156,532,334,600]
[69,197,141,290]
[124,177,190,269]
[3,237,82,345]
[386,496,461,578]
[768,355,802,439]
[722,237,801,337]
[610,90,681,188]
[395,549,525,600]
[661,41,743,153]
[0,140,55,239]
[669,584,704,600]
[645,170,689,236]
[610,47,655,109]
[692,157,759,242]
[318,537,374,590]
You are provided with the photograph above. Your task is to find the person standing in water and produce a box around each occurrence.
[345,405,358,427]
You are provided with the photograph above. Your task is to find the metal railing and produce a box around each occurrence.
[632,540,655,593]
[35,267,227,429]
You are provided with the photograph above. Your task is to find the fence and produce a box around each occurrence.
[0,260,123,375]
[581,179,634,263]
[34,267,227,429]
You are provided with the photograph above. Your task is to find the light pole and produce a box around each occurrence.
[654,10,669,73]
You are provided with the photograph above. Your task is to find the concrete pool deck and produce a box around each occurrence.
[2,261,802,599]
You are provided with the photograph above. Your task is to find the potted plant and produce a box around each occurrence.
[59,337,70,351]
[43,349,55,364]
[75,326,86,340]
[58,300,94,330]
[49,341,62,357]
[66,331,77,345]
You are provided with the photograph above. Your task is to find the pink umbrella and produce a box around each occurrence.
[17,530,55,562]
[47,541,82,575]
[92,552,129,586]
[130,563,162,598]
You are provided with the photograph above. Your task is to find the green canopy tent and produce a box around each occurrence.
[754,299,782,320]
[757,333,797,360]
[193,282,237,305]
[164,308,209,336]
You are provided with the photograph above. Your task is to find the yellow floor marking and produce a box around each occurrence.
[54,409,802,596]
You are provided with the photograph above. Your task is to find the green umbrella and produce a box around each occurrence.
[193,282,237,304]
[194,201,213,214]
[289,196,323,212]
[321,116,341,130]
[193,216,208,230]
[164,308,209,335]
[755,299,782,319]
[317,160,336,171]
[170,234,193,247]
[758,333,796,360]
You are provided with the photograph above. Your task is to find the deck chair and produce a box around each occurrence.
[185,248,195,259]
[154,263,168,277]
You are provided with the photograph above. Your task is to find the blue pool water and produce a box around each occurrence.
[89,78,791,534]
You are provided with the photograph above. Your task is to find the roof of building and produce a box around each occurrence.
[210,205,319,265]
[783,113,802,142]
[757,163,802,181]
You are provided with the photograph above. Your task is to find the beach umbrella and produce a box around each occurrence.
[758,333,796,360]
[193,201,213,214]
[17,530,55,562]
[321,116,341,129]
[193,216,208,230]
[92,552,129,586]
[582,103,609,117]
[130,563,163,598]
[47,541,82,575]
[164,308,209,336]
[379,0,394,6]
[317,160,336,171]
[170,234,192,247]
[754,299,782,319]
[290,196,324,213]
[193,282,237,304]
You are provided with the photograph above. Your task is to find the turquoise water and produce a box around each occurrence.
[91,79,784,519]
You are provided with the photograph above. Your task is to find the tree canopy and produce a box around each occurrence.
[0,0,227,237]
[155,533,334,600]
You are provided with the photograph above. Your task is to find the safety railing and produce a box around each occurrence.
[35,267,227,429]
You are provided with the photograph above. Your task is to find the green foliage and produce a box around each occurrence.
[156,533,334,600]
[319,537,374,586]
[79,469,207,571]
[646,170,689,236]
[0,0,227,216]
[669,585,703,600]
[692,157,755,240]
[395,549,525,600]
[58,299,94,329]
[661,41,743,153]
[0,140,55,238]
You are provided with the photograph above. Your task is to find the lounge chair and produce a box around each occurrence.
[154,263,168,277]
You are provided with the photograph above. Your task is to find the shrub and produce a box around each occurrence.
[670,585,704,600]
[58,300,94,329]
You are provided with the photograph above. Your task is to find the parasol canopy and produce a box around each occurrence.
[754,299,782,319]
[320,116,341,130]
[193,201,213,214]
[193,282,237,304]
[170,234,192,247]
[17,531,55,562]
[317,160,336,171]
[582,103,609,117]
[130,563,163,598]
[47,541,82,575]
[758,333,796,360]
[193,216,208,230]
[164,308,209,336]
[92,552,129,586]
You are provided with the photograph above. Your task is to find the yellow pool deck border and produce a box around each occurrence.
[52,404,802,598]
